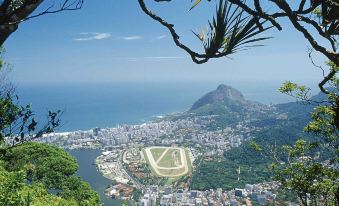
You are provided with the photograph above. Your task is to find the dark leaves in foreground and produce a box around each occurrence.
[193,0,272,57]
[0,93,62,147]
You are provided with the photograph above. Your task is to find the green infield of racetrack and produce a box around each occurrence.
[149,147,166,162]
[142,147,192,178]
[157,148,182,168]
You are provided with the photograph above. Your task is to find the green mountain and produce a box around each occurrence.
[190,84,249,110]
[189,88,328,191]
[184,84,276,129]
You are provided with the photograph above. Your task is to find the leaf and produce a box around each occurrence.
[190,0,202,10]
[193,0,271,57]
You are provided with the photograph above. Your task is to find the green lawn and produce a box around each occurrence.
[158,149,181,168]
[150,148,166,162]
[158,167,186,176]
[185,149,192,172]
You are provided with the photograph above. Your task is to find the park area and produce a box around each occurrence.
[143,146,191,177]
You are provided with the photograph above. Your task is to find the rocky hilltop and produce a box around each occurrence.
[190,84,247,111]
[184,84,273,128]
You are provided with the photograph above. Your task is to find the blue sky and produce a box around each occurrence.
[3,0,327,88]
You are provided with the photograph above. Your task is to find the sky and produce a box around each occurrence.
[3,0,329,88]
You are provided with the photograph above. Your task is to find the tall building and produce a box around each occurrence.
[93,127,101,136]
[235,189,243,197]
[189,190,198,198]
[245,184,254,193]
[216,188,222,198]
[164,187,172,195]
[230,199,238,206]
[257,194,267,205]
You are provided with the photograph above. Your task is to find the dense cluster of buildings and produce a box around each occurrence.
[105,183,134,200]
[37,115,263,156]
[140,182,282,206]
[95,149,131,184]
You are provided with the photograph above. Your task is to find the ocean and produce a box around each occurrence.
[17,82,296,132]
[16,81,298,206]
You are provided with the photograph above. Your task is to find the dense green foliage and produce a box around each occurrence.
[58,175,100,206]
[132,189,142,202]
[275,69,339,206]
[190,158,271,190]
[0,162,78,206]
[0,50,101,205]
[3,142,78,188]
[190,108,310,190]
[0,142,101,206]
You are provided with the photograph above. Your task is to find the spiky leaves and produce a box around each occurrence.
[190,0,202,10]
[193,0,271,58]
[139,0,271,63]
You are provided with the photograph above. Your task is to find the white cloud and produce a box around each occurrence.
[156,35,167,40]
[122,36,143,41]
[74,32,111,41]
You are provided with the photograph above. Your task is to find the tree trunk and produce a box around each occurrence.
[0,0,43,46]
[0,24,18,46]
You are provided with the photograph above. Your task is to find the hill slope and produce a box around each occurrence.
[190,84,248,110]
[183,84,276,129]
[189,88,328,191]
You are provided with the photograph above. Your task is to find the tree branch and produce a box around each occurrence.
[138,0,210,64]
[0,0,83,46]
[138,0,270,64]
[319,70,336,94]
[229,0,282,30]
[5,0,84,25]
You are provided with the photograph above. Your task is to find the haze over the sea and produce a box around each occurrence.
[17,81,318,132]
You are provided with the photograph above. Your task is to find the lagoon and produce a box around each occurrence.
[68,149,121,206]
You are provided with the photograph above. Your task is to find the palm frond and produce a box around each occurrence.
[193,0,271,58]
[190,0,202,10]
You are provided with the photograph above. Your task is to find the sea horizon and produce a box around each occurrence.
[16,81,318,132]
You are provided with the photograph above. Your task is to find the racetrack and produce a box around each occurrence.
[144,146,189,177]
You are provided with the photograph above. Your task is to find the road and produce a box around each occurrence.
[118,150,145,191]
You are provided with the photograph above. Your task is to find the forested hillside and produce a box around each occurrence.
[190,98,313,190]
